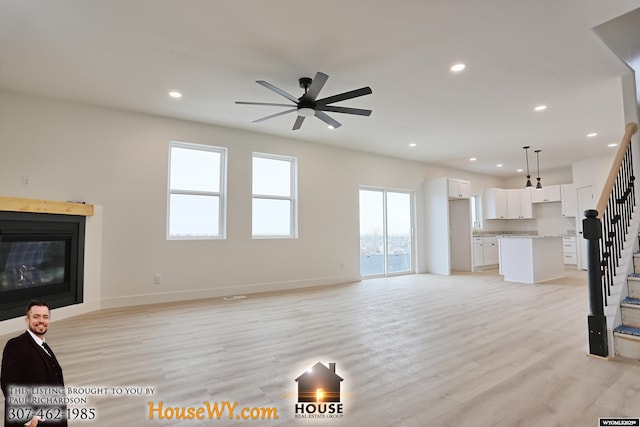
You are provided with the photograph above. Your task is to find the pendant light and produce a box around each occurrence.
[535,149,542,189]
[523,146,532,187]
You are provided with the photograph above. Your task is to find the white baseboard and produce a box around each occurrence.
[94,275,361,309]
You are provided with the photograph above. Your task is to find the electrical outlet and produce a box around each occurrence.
[153,274,161,285]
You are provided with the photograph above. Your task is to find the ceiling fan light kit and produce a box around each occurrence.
[298,107,315,117]
[236,71,372,130]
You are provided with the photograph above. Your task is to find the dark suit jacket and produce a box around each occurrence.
[1,332,67,427]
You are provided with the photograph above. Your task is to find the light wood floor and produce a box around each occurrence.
[3,269,640,426]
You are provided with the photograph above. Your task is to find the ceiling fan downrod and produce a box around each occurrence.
[299,77,312,94]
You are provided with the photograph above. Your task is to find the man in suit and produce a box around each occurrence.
[1,301,67,427]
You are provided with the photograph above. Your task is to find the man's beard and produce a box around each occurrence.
[30,324,48,336]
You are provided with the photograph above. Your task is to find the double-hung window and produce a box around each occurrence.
[252,153,298,238]
[168,141,226,239]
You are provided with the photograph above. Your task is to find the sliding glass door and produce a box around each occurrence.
[359,188,413,277]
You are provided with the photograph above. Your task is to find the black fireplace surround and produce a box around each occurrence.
[0,211,85,321]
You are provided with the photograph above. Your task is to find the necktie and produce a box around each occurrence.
[42,342,56,359]
[41,342,64,385]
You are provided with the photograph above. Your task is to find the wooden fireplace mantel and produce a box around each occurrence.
[0,196,94,216]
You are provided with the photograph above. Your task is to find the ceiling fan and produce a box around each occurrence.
[236,71,372,130]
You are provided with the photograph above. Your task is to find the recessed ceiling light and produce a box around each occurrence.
[169,91,182,98]
[608,143,618,147]
[469,157,477,161]
[534,105,547,111]
[328,125,335,130]
[409,143,417,147]
[517,168,524,172]
[587,132,598,137]
[450,63,466,72]
[496,163,503,168]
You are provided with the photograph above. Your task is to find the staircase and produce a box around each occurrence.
[583,122,638,358]
[613,256,640,358]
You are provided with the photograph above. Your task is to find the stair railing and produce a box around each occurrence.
[584,122,638,357]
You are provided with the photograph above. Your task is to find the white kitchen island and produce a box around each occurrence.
[499,236,564,284]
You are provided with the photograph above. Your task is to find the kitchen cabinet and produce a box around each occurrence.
[483,236,499,265]
[561,184,578,217]
[473,237,484,268]
[531,185,561,203]
[499,236,564,283]
[484,188,507,219]
[448,178,471,199]
[519,188,534,218]
[563,236,577,264]
[473,236,499,268]
[485,188,532,219]
[506,188,533,219]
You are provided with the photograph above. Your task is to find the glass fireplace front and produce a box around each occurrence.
[0,211,84,321]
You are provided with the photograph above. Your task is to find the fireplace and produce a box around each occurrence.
[0,211,85,321]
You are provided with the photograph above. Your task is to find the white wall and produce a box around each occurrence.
[572,155,616,201]
[622,71,640,202]
[0,90,505,330]
[502,166,573,189]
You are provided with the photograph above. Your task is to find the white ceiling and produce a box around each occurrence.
[1,0,640,177]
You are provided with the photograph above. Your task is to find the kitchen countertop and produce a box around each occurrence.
[474,232,576,238]
[498,235,562,239]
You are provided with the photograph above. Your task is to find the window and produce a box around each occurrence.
[252,153,297,238]
[168,141,226,239]
[471,194,482,229]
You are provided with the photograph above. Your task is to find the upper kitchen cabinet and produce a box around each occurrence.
[448,178,471,199]
[485,188,532,219]
[531,185,561,203]
[506,188,534,219]
[561,184,578,217]
[484,188,507,219]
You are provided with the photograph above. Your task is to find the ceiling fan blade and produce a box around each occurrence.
[256,80,300,104]
[317,105,372,116]
[252,108,297,123]
[303,72,329,101]
[316,87,373,106]
[236,101,296,108]
[292,115,305,130]
[314,111,342,129]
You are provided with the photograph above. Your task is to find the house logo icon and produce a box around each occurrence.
[294,362,344,418]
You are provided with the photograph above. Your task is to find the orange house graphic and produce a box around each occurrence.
[295,362,343,402]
